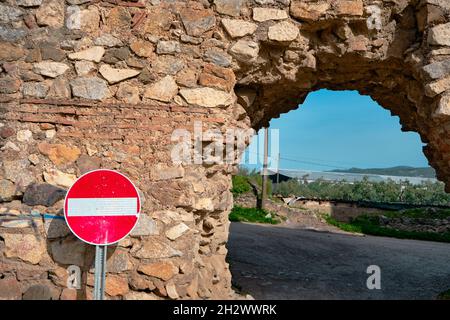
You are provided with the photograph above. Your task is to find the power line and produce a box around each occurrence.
[275,152,376,168]
[246,151,349,170]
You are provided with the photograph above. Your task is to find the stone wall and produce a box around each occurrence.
[379,215,450,233]
[0,0,449,299]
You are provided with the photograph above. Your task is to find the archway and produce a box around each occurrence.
[0,0,449,300]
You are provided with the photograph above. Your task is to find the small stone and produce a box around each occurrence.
[22,82,49,98]
[144,75,178,102]
[0,277,21,300]
[107,6,131,30]
[138,68,156,85]
[33,61,69,78]
[138,261,178,281]
[23,183,66,206]
[85,144,98,156]
[221,19,258,38]
[75,61,96,76]
[348,35,368,51]
[180,87,233,108]
[199,63,235,92]
[0,179,16,201]
[76,155,100,174]
[44,169,77,188]
[0,4,24,23]
[116,82,140,104]
[423,60,450,80]
[290,2,329,21]
[28,154,40,165]
[0,77,21,94]
[180,8,216,37]
[126,58,145,69]
[334,0,364,16]
[2,233,45,264]
[23,285,53,300]
[268,21,299,42]
[16,129,33,142]
[17,0,43,6]
[0,43,26,62]
[94,34,123,47]
[428,22,450,46]
[252,8,288,22]
[130,40,154,58]
[23,13,38,29]
[425,77,450,97]
[150,164,185,181]
[68,46,105,63]
[35,0,64,28]
[193,198,214,212]
[103,47,131,64]
[229,39,259,63]
[47,78,71,98]
[156,41,181,55]
[40,47,66,62]
[66,5,100,33]
[133,238,183,259]
[70,76,110,100]
[124,292,159,300]
[38,142,81,165]
[20,70,43,82]
[107,249,133,273]
[142,7,173,34]
[215,0,244,16]
[99,65,140,84]
[3,159,34,189]
[204,49,233,67]
[1,141,20,152]
[152,56,185,75]
[435,92,450,118]
[427,0,450,10]
[166,283,179,299]
[51,236,86,265]
[130,214,159,236]
[180,35,203,45]
[165,223,189,240]
[0,26,27,42]
[176,68,198,88]
[2,219,31,228]
[105,275,129,297]
[60,288,77,300]
[45,218,71,238]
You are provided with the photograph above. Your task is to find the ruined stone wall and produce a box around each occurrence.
[0,0,449,300]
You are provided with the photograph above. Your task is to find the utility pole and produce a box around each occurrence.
[276,152,280,185]
[260,127,269,210]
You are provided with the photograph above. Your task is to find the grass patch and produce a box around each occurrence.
[325,215,450,243]
[230,206,280,224]
[437,289,450,300]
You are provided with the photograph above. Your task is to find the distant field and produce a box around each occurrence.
[329,166,436,178]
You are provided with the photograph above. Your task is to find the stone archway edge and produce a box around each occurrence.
[0,0,449,300]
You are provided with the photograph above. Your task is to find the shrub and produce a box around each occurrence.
[231,175,251,195]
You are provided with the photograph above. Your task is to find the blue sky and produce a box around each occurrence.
[242,89,429,171]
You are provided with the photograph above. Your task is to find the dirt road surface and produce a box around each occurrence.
[228,222,450,300]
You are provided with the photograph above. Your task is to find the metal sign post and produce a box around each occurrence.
[63,170,141,301]
[93,245,107,300]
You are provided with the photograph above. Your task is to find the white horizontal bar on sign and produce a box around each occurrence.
[67,198,138,217]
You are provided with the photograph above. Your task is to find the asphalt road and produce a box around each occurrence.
[227,222,450,300]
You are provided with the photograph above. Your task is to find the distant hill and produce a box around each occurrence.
[329,166,436,178]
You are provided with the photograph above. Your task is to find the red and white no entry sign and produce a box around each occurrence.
[64,169,141,245]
